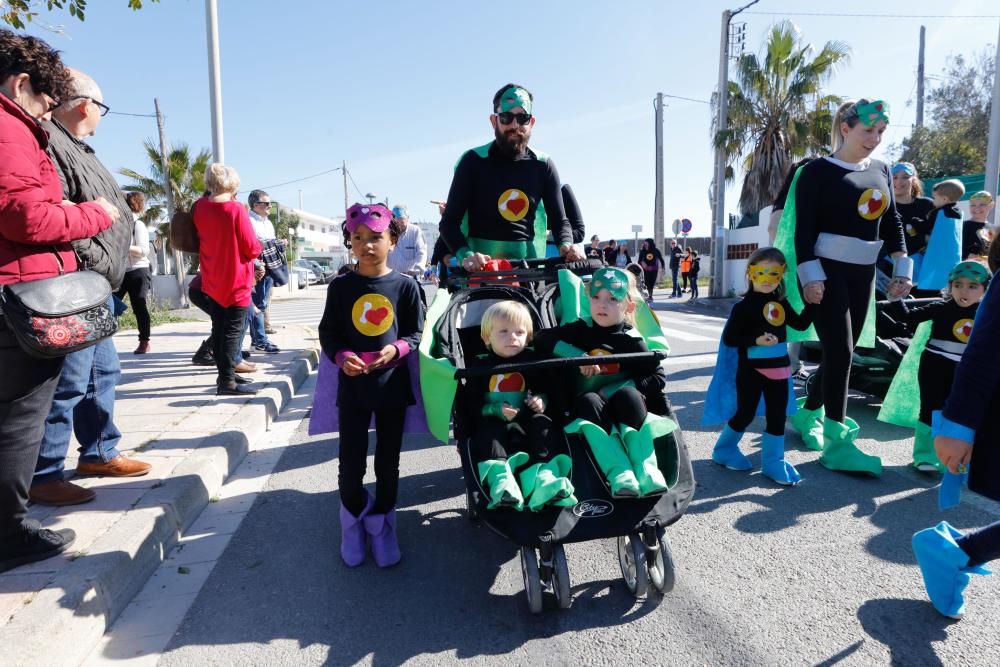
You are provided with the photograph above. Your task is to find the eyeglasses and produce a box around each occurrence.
[254,201,272,207]
[496,111,532,126]
[90,99,110,116]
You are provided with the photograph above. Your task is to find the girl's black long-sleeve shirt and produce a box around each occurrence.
[722,291,814,369]
[534,319,666,397]
[963,220,989,258]
[463,348,557,420]
[886,298,979,359]
[898,197,936,256]
[794,157,906,273]
[318,270,424,409]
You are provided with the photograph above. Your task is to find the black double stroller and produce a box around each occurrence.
[418,259,695,613]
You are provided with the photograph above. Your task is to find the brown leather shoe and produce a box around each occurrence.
[30,480,96,506]
[234,361,257,373]
[134,340,151,354]
[75,455,152,478]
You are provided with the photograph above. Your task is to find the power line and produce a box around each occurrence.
[108,110,158,118]
[661,93,711,105]
[345,168,366,200]
[238,167,342,193]
[746,11,1000,18]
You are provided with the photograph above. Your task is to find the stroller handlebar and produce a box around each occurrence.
[453,350,668,379]
[445,258,604,289]
[875,297,940,309]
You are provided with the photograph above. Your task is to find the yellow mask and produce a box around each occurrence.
[748,263,785,288]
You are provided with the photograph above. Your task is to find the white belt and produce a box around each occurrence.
[927,339,967,355]
[814,232,883,265]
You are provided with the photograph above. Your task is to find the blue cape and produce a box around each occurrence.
[702,339,797,427]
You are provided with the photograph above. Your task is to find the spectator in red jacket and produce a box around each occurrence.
[192,163,262,395]
[0,29,119,573]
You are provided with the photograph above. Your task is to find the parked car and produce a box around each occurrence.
[305,259,334,283]
[294,259,326,284]
[290,265,315,289]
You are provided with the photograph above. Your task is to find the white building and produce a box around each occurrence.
[286,207,349,266]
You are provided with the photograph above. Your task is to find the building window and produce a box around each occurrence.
[309,224,315,231]
[726,242,759,260]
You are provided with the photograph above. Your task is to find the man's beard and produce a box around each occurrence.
[494,126,530,157]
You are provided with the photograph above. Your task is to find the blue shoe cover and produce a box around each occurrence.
[938,471,967,511]
[760,432,802,486]
[711,425,752,471]
[912,521,991,619]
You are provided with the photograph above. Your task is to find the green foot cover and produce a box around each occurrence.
[565,418,639,497]
[518,454,578,512]
[819,417,882,477]
[912,422,944,472]
[615,415,675,496]
[477,451,529,510]
[789,396,824,452]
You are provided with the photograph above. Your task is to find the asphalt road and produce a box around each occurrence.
[154,297,1000,666]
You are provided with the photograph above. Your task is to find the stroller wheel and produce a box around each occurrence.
[551,544,572,609]
[803,371,817,396]
[520,547,544,614]
[465,488,479,521]
[617,533,649,599]
[646,529,677,593]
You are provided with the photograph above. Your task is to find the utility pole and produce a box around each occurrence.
[342,160,349,213]
[916,26,926,128]
[985,23,1000,223]
[205,0,225,163]
[654,93,665,253]
[154,98,187,307]
[298,189,303,210]
[710,0,759,299]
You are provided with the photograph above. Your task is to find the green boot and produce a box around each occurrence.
[615,415,676,496]
[477,451,529,510]
[789,397,824,451]
[565,419,640,498]
[912,422,944,473]
[819,417,882,477]
[518,454,578,511]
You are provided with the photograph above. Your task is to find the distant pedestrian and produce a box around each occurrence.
[603,239,618,266]
[247,189,281,335]
[668,239,683,297]
[688,250,701,301]
[680,247,693,292]
[638,238,665,301]
[319,203,424,568]
[585,234,603,263]
[118,191,153,354]
[192,164,262,395]
[612,242,631,268]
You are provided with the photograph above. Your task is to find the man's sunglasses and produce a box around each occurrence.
[496,111,532,126]
[254,200,272,207]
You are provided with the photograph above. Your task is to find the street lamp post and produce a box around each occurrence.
[204,0,225,163]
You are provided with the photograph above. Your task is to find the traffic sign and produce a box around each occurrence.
[631,224,643,233]
[681,218,693,234]
[672,219,681,235]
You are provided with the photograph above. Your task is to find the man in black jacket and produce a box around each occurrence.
[30,68,151,508]
[668,239,683,297]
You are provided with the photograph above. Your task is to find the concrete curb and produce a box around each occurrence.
[1,348,320,667]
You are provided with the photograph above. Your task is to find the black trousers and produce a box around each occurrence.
[958,520,1000,567]
[115,267,152,341]
[338,404,407,515]
[472,411,557,464]
[918,351,957,426]
[689,274,700,299]
[643,271,657,297]
[203,295,247,386]
[0,326,64,538]
[804,259,875,422]
[681,272,689,291]
[574,386,646,432]
[729,363,788,436]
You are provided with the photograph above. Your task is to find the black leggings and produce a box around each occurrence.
[115,267,152,341]
[804,259,875,422]
[574,386,646,432]
[643,271,657,296]
[729,363,788,436]
[472,411,557,463]
[958,520,1000,567]
[689,274,700,299]
[338,404,406,515]
[918,351,957,426]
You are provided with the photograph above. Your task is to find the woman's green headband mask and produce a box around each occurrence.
[852,100,889,126]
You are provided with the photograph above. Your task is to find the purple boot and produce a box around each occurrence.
[340,492,373,567]
[363,508,401,568]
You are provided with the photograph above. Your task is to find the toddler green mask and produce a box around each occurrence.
[589,268,629,300]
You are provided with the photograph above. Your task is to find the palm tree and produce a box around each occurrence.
[119,140,212,226]
[714,21,850,217]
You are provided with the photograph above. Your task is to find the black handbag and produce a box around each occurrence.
[0,269,117,358]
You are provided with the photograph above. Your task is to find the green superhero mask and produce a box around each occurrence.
[854,99,889,126]
[498,86,532,114]
[589,268,630,301]
[949,260,991,285]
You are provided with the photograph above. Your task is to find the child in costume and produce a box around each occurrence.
[878,260,991,472]
[535,268,671,498]
[464,301,576,511]
[913,179,965,297]
[911,266,1000,619]
[318,203,424,568]
[708,247,812,485]
[963,191,994,260]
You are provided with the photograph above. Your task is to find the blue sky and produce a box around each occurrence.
[22,0,1000,240]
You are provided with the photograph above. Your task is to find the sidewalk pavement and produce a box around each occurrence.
[0,318,320,666]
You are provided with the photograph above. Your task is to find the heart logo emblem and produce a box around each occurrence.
[490,373,525,392]
[507,198,526,215]
[351,293,394,336]
[763,301,785,326]
[498,189,530,222]
[954,318,974,343]
[857,189,888,220]
[588,348,619,375]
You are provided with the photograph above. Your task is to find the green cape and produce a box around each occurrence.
[876,321,931,429]
[773,165,876,347]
